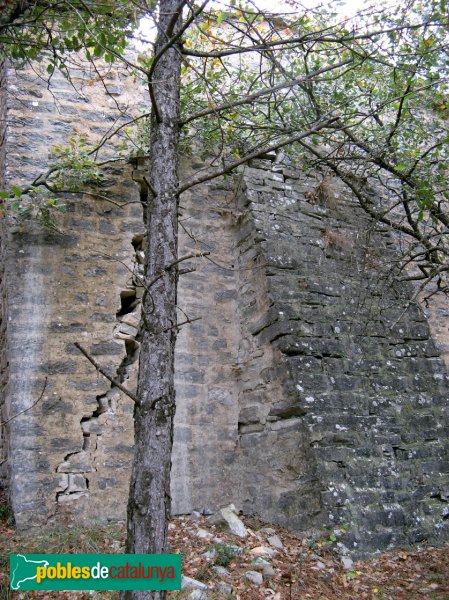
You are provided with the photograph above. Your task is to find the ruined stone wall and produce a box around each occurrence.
[233,160,449,555]
[0,61,6,186]
[171,163,241,515]
[234,165,325,531]
[1,61,448,556]
[2,61,144,525]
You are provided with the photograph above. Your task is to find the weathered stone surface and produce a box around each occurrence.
[181,576,209,591]
[114,322,139,340]
[186,591,210,600]
[250,546,278,558]
[1,59,449,559]
[196,528,214,539]
[1,61,141,526]
[341,556,354,570]
[267,534,283,549]
[244,571,263,585]
[216,581,233,596]
[212,566,231,578]
[263,564,276,577]
[209,504,248,538]
[251,557,270,571]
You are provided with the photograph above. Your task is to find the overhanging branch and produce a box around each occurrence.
[180,59,353,127]
[177,117,339,195]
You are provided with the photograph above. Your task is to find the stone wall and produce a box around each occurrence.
[0,60,6,187]
[232,160,449,555]
[2,61,143,525]
[171,162,241,514]
[0,61,448,556]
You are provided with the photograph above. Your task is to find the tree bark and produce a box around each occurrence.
[122,2,183,599]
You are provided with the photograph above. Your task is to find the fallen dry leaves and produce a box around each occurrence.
[0,512,448,600]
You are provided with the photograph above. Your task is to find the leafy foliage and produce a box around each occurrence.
[0,185,65,228]
[0,1,139,73]
[212,543,237,567]
[3,0,448,291]
[175,0,449,297]
[49,134,105,190]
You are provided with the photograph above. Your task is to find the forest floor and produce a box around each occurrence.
[0,506,448,600]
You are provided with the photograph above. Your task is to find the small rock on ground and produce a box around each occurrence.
[212,565,231,578]
[268,534,284,549]
[209,504,248,538]
[216,581,233,595]
[182,576,209,590]
[250,545,278,558]
[263,564,276,577]
[245,570,264,585]
[187,591,210,600]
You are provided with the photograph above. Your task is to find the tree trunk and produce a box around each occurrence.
[122,2,183,599]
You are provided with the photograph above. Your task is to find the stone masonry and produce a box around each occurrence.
[233,162,449,555]
[0,61,448,556]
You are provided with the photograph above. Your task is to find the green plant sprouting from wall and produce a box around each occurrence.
[0,133,108,228]
[0,185,65,229]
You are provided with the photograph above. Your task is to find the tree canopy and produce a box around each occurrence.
[2,0,449,295]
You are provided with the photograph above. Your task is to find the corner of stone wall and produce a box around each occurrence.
[232,160,326,531]
[234,157,449,556]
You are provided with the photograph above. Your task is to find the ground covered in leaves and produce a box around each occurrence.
[0,509,448,600]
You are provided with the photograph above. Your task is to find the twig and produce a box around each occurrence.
[165,251,210,270]
[180,59,352,127]
[159,316,201,334]
[146,251,210,288]
[179,266,196,276]
[74,342,140,405]
[143,176,156,198]
[177,117,338,195]
[0,377,48,426]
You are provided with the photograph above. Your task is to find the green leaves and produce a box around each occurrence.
[1,0,133,71]
[2,0,448,291]
[49,134,104,191]
[11,186,22,197]
[0,185,66,229]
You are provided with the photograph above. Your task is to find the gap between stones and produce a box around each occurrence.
[55,233,145,508]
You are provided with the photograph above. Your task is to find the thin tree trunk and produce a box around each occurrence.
[122,2,183,599]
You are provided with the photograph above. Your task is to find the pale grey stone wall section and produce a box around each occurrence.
[171,160,241,514]
[2,62,142,526]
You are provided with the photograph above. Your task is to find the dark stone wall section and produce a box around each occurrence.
[235,159,449,556]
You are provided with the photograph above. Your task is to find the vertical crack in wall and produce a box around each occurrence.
[55,233,146,510]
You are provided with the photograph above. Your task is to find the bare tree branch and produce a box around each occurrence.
[74,342,140,405]
[180,58,353,127]
[178,117,339,195]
